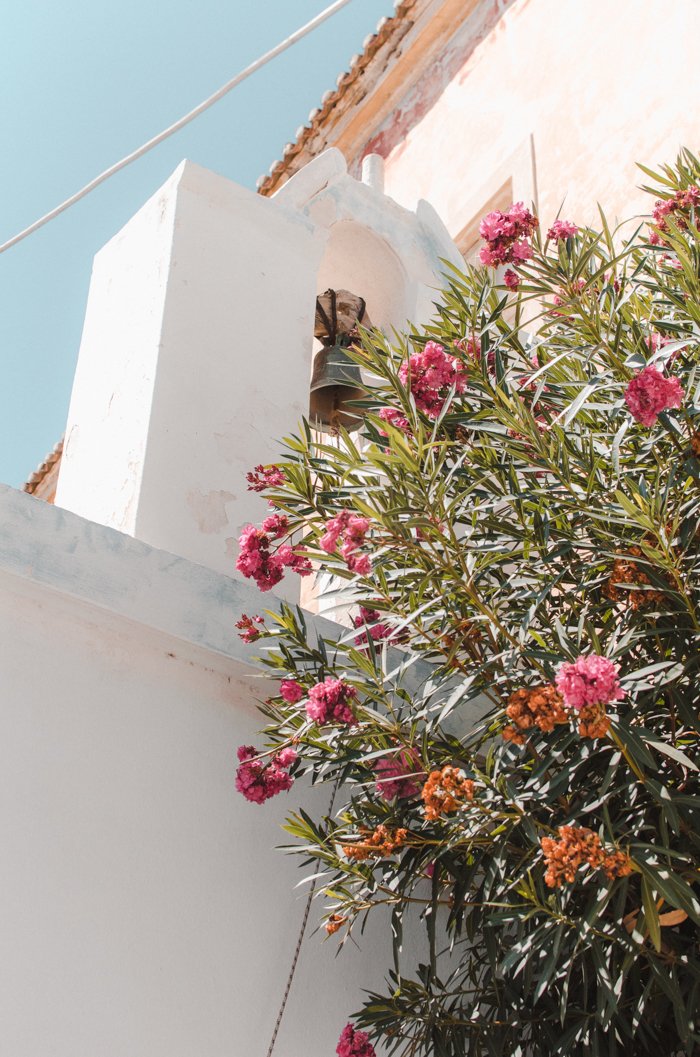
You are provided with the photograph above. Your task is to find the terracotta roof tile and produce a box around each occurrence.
[22,437,63,496]
[256,0,420,197]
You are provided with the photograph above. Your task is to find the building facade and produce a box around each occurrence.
[260,0,700,254]
[6,2,699,1053]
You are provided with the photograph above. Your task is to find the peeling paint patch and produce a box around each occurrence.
[362,0,519,162]
[186,489,236,534]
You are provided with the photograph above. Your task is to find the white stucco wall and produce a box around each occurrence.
[0,485,407,1057]
[379,0,700,236]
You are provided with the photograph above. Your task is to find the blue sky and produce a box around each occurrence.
[0,0,396,487]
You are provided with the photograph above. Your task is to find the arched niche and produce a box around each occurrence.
[273,148,463,338]
[315,219,410,334]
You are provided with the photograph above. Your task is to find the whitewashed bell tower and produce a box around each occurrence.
[54,149,461,586]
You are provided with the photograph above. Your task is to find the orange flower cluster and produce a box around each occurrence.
[502,685,568,745]
[325,913,347,935]
[541,825,633,888]
[602,850,635,880]
[604,546,665,610]
[692,432,700,458]
[341,825,408,861]
[576,702,611,740]
[422,766,475,821]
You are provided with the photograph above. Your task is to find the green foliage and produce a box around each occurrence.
[241,150,700,1056]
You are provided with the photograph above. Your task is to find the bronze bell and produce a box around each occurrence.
[309,342,365,431]
[309,289,369,431]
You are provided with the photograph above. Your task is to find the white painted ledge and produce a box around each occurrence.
[0,484,485,723]
[0,483,298,672]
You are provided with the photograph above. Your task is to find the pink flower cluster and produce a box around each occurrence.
[645,332,682,359]
[320,511,372,575]
[649,185,700,244]
[337,1024,376,1057]
[235,613,264,643]
[376,341,473,436]
[454,334,496,369]
[546,219,579,242]
[479,202,538,267]
[306,677,357,725]
[375,746,423,801]
[235,744,298,804]
[279,678,304,703]
[624,365,684,427]
[237,515,312,592]
[245,464,286,492]
[399,340,467,418]
[260,513,288,537]
[352,605,391,647]
[555,655,625,710]
[378,406,411,433]
[504,268,520,290]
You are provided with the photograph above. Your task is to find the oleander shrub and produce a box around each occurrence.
[234,150,700,1057]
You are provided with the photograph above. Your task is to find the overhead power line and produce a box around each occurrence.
[0,0,354,256]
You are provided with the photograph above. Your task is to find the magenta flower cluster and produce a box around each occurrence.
[649,184,700,244]
[401,340,467,417]
[336,1023,376,1057]
[381,340,466,429]
[352,605,391,647]
[279,678,304,704]
[375,746,423,801]
[546,219,579,242]
[235,613,264,643]
[624,365,684,426]
[245,464,286,492]
[237,514,312,592]
[306,677,357,725]
[555,655,626,710]
[378,406,411,433]
[320,510,372,575]
[479,202,538,267]
[235,744,298,804]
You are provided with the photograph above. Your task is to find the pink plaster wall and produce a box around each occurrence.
[379,0,700,238]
